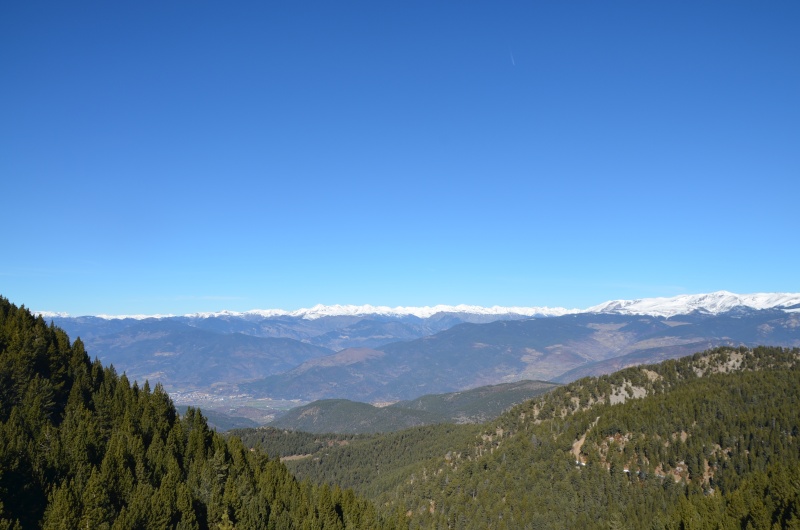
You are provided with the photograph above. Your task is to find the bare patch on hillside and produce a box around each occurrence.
[299,406,321,419]
[629,337,704,350]
[588,330,634,355]
[280,454,312,462]
[572,417,600,463]
[642,369,661,381]
[586,323,626,331]
[296,348,384,372]
[609,381,647,405]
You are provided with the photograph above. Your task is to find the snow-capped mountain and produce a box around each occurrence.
[587,291,800,318]
[37,304,577,321]
[35,291,800,321]
[189,303,578,320]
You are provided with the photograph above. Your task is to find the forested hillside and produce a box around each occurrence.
[387,346,800,528]
[267,399,444,434]
[256,346,800,529]
[239,424,480,500]
[0,298,399,529]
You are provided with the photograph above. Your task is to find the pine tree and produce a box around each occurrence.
[79,468,115,529]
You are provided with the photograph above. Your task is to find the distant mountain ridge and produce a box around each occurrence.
[35,303,577,320]
[35,291,800,320]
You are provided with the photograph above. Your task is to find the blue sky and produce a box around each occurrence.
[2,1,799,315]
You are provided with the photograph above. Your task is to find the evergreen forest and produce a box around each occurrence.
[0,298,400,529]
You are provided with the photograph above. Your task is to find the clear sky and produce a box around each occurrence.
[2,1,799,316]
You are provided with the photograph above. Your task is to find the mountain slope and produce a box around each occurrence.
[270,346,800,529]
[245,309,800,401]
[385,345,800,529]
[0,296,397,529]
[268,399,443,434]
[552,308,800,381]
[391,379,560,423]
[68,318,334,390]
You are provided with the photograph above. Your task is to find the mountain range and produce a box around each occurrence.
[41,291,800,406]
[37,291,800,321]
[6,293,798,528]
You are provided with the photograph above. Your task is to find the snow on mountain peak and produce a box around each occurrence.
[587,291,800,317]
[95,313,177,320]
[32,311,71,319]
[188,303,578,320]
